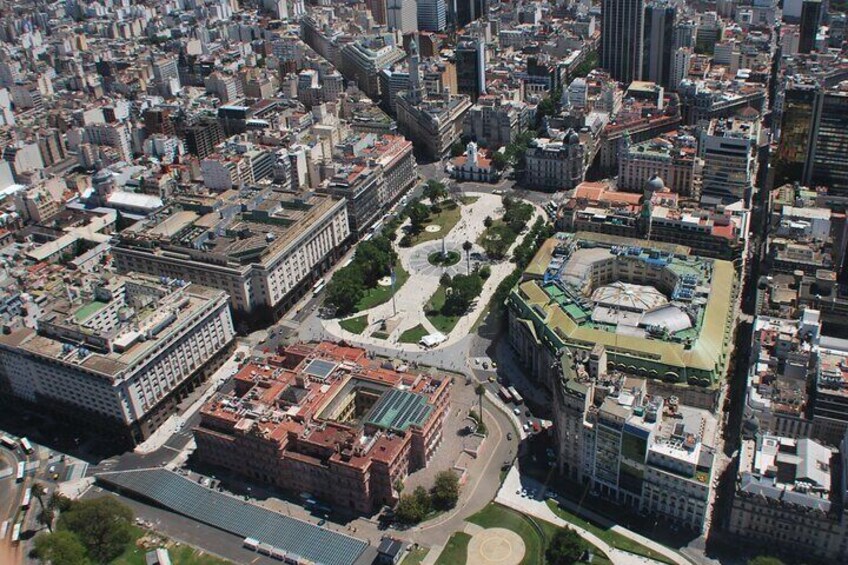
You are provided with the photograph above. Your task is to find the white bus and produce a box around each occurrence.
[0,435,17,450]
[243,537,259,551]
[15,461,25,482]
[0,520,9,540]
[508,386,524,405]
[11,523,20,543]
[21,488,31,509]
[20,437,33,454]
[312,278,326,296]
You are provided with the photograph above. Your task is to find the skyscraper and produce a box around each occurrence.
[601,0,645,84]
[456,36,485,102]
[643,2,676,88]
[805,86,848,195]
[700,115,759,205]
[418,0,446,32]
[387,0,418,32]
[799,0,822,54]
[455,0,486,28]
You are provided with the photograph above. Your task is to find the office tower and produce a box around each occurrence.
[672,19,696,50]
[456,36,485,102]
[700,116,759,205]
[805,86,848,195]
[601,0,645,83]
[418,0,446,31]
[455,0,485,28]
[367,0,388,24]
[387,0,418,32]
[799,0,822,53]
[775,81,819,185]
[643,2,676,88]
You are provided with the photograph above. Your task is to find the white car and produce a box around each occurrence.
[513,408,521,415]
[523,423,530,432]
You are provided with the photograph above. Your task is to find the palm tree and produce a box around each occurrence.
[31,483,52,532]
[37,506,55,532]
[463,240,473,275]
[474,384,486,428]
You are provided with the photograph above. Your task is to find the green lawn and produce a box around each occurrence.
[111,526,231,565]
[467,503,613,565]
[372,331,390,340]
[339,315,368,334]
[411,202,463,245]
[434,531,472,565]
[458,195,479,205]
[355,264,409,311]
[401,546,429,565]
[399,324,429,344]
[425,285,461,334]
[545,500,676,565]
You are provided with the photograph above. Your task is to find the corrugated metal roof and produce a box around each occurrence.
[97,469,368,565]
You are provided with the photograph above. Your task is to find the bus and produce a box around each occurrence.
[312,278,326,296]
[20,437,33,454]
[498,386,513,403]
[15,461,25,482]
[0,435,17,450]
[0,520,9,540]
[21,488,31,509]
[508,386,524,405]
[11,523,20,543]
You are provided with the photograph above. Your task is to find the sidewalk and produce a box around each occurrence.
[495,468,691,565]
[134,344,249,455]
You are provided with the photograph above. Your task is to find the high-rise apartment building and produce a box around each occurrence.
[601,0,645,83]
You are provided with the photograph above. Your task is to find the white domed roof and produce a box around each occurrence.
[645,174,665,191]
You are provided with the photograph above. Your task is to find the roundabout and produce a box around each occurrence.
[467,527,526,565]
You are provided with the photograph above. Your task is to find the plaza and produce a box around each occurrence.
[325,192,542,349]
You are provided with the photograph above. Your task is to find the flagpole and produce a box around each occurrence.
[391,266,397,317]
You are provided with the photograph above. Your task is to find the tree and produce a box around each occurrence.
[546,528,585,565]
[439,272,452,287]
[491,151,509,170]
[354,240,391,287]
[325,264,365,316]
[423,180,448,205]
[395,493,426,524]
[407,202,430,234]
[38,506,56,533]
[394,478,405,495]
[412,486,432,516]
[57,497,134,563]
[450,141,465,157]
[33,531,88,565]
[430,470,460,510]
[49,492,73,513]
[484,216,493,228]
[462,240,473,275]
[443,273,483,315]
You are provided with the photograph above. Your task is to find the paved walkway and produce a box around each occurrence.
[495,468,692,565]
[321,193,542,351]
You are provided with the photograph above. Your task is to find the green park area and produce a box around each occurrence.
[323,235,407,316]
[477,197,534,259]
[425,270,485,334]
[545,500,677,565]
[399,323,429,344]
[434,503,613,565]
[339,314,369,335]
